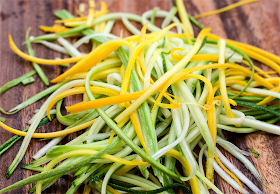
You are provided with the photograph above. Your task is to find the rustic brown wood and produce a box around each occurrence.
[0,0,279,193]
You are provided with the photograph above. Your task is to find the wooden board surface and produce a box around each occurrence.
[0,0,279,193]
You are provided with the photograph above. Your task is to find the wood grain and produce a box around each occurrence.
[0,0,279,193]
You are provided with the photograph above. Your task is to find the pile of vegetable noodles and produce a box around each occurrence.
[0,0,279,193]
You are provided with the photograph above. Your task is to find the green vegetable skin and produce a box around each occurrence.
[21,77,35,85]
[246,147,260,158]
[0,70,36,95]
[25,28,49,85]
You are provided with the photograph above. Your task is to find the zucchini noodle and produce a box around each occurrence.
[1,3,279,194]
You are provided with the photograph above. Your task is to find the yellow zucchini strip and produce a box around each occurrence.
[51,43,128,83]
[98,180,121,194]
[172,49,219,62]
[124,33,189,42]
[194,0,260,19]
[215,153,243,192]
[175,0,194,37]
[129,107,148,153]
[86,8,95,27]
[257,85,280,105]
[229,63,274,89]
[233,40,280,64]
[47,87,119,120]
[240,47,280,75]
[213,80,274,98]
[225,76,246,81]
[66,89,180,114]
[95,1,109,18]
[9,35,84,65]
[115,160,137,176]
[225,69,246,77]
[39,25,70,33]
[0,119,96,138]
[250,77,280,88]
[82,184,92,194]
[165,149,200,194]
[257,78,280,105]
[218,39,235,118]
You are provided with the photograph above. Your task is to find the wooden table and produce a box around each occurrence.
[0,0,279,193]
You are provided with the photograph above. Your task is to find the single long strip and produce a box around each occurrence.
[86,9,95,27]
[175,0,194,35]
[129,108,148,153]
[67,88,180,114]
[115,28,210,123]
[8,82,66,114]
[9,35,84,65]
[218,39,235,118]
[25,28,49,85]
[0,119,95,138]
[51,44,126,83]
[193,0,260,19]
[0,70,36,95]
[172,53,219,62]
